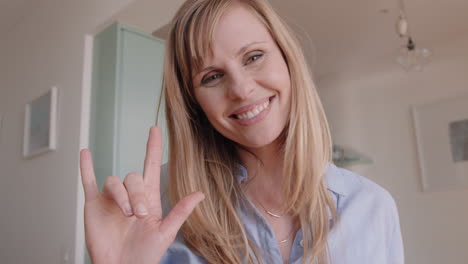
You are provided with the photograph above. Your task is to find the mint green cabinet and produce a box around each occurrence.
[86,21,168,264]
[90,22,167,190]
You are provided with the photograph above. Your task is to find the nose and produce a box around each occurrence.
[226,70,255,101]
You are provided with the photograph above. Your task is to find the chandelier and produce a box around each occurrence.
[395,1,432,71]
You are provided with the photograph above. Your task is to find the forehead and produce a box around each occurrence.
[201,3,273,66]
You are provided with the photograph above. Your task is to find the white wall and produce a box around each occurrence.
[0,1,135,263]
[317,33,468,264]
[0,0,192,263]
[0,47,6,128]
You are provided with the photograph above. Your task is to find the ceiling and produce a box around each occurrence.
[2,0,468,77]
[268,0,468,77]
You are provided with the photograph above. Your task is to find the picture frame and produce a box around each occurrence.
[412,94,468,192]
[23,87,58,158]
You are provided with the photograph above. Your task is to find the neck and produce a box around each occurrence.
[237,140,285,208]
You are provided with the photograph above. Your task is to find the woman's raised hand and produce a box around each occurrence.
[80,126,204,264]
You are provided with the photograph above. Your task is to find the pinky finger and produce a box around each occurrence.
[80,149,99,202]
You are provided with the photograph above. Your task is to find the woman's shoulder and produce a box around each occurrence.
[325,164,404,262]
[324,163,401,232]
[325,163,398,210]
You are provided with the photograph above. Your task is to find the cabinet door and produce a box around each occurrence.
[116,26,167,178]
[87,22,167,264]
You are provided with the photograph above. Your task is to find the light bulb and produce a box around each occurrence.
[396,16,408,37]
[396,38,432,71]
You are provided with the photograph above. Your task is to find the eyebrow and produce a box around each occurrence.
[236,41,266,58]
[196,41,266,75]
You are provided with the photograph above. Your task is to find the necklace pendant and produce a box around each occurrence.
[266,210,283,218]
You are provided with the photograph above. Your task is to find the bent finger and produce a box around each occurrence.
[102,176,133,216]
[124,172,149,218]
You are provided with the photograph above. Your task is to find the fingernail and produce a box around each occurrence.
[124,203,133,216]
[136,204,148,215]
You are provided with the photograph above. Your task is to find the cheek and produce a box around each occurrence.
[260,56,291,92]
[195,90,225,121]
[276,61,291,90]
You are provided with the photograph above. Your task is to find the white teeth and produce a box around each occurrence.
[235,100,270,120]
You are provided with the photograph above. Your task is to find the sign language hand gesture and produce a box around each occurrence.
[80,126,204,264]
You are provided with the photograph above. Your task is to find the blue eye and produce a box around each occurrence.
[201,73,223,85]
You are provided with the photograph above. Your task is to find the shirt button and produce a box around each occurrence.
[300,239,303,247]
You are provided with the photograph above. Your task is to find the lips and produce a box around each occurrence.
[229,96,275,119]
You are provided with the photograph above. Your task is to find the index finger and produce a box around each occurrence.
[143,126,163,191]
[80,149,99,202]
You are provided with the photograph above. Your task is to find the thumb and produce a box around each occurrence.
[159,192,205,237]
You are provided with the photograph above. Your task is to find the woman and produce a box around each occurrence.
[79,0,404,263]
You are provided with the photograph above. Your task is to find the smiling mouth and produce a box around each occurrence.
[230,96,275,120]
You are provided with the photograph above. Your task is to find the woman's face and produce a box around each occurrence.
[192,3,291,150]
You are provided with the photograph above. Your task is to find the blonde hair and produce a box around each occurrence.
[162,0,338,263]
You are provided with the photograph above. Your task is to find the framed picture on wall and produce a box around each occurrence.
[23,87,58,158]
[412,93,468,192]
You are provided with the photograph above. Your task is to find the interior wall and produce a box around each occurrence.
[317,33,468,264]
[0,46,6,130]
[0,0,135,263]
[0,0,194,262]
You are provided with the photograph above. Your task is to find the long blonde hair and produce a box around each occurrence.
[162,0,338,263]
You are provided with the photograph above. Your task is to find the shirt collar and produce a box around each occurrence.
[235,162,353,197]
[324,163,351,196]
[235,162,355,221]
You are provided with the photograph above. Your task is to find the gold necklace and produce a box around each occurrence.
[248,195,295,244]
[250,194,286,218]
[278,230,294,244]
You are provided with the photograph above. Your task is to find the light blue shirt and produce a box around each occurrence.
[159,163,404,263]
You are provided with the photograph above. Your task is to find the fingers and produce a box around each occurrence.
[102,176,133,216]
[160,192,205,237]
[80,149,99,202]
[142,126,163,215]
[124,172,150,218]
[143,126,162,189]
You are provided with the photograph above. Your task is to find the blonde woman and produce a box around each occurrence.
[79,0,404,263]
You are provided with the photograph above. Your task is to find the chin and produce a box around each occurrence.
[214,118,288,150]
[237,131,282,150]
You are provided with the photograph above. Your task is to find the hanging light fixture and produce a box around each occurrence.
[395,1,432,71]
